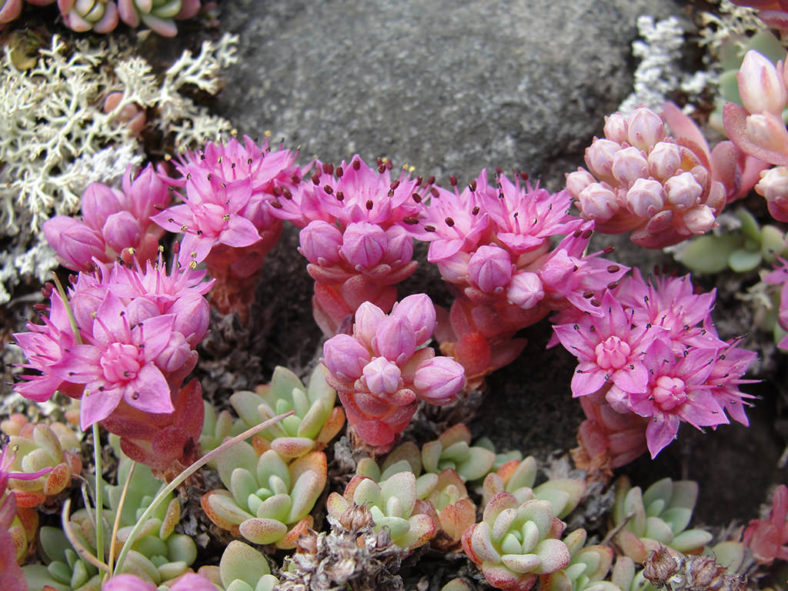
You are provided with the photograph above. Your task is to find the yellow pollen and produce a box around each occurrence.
[264,130,271,137]
[189,261,197,269]
[231,128,238,136]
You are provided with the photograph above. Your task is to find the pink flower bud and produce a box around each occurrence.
[102,211,141,253]
[738,50,787,116]
[81,183,123,230]
[436,252,470,284]
[125,297,161,326]
[123,164,171,220]
[43,217,105,271]
[390,294,436,345]
[170,295,211,345]
[578,183,618,221]
[323,334,371,382]
[372,316,416,365]
[745,112,788,153]
[353,302,386,347]
[103,575,157,591]
[665,172,703,210]
[626,178,665,218]
[648,141,682,181]
[413,356,465,405]
[755,166,788,213]
[381,225,414,265]
[373,315,416,365]
[340,221,387,268]
[585,139,620,180]
[565,168,596,198]
[627,107,666,151]
[611,146,649,187]
[507,271,544,308]
[603,112,629,143]
[155,331,193,373]
[362,356,402,395]
[300,220,343,265]
[467,244,512,294]
[682,205,716,234]
[170,573,218,591]
[539,249,576,287]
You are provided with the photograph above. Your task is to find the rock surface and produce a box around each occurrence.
[217,0,685,187]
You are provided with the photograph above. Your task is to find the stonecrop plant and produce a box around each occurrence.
[5,4,788,591]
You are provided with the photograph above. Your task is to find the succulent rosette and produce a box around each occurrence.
[117,0,201,37]
[57,0,119,33]
[268,156,424,335]
[322,294,465,450]
[462,493,570,591]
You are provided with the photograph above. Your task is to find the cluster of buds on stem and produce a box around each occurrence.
[44,165,170,272]
[152,136,300,321]
[267,156,424,336]
[409,170,626,384]
[323,294,466,451]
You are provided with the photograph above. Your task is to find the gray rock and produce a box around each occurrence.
[217,0,684,188]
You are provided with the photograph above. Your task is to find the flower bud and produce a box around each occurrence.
[353,302,386,347]
[169,574,218,591]
[81,183,123,230]
[340,221,387,268]
[413,356,465,405]
[123,164,170,220]
[507,271,544,308]
[603,112,629,143]
[611,146,649,187]
[103,574,157,591]
[373,315,416,365]
[682,205,716,234]
[665,172,702,210]
[738,50,787,116]
[300,220,343,265]
[43,217,105,271]
[648,141,682,181]
[755,166,788,218]
[362,357,402,395]
[627,107,666,151]
[155,331,193,373]
[745,112,788,153]
[436,252,470,284]
[539,249,576,288]
[381,225,414,265]
[467,244,512,294]
[585,139,620,181]
[577,183,618,221]
[125,296,160,326]
[390,294,436,345]
[565,168,596,198]
[170,294,211,345]
[102,211,142,253]
[626,178,665,218]
[323,334,371,382]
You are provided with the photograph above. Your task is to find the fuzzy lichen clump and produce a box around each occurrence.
[0,32,238,304]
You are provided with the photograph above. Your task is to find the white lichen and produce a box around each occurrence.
[619,15,715,115]
[0,32,239,304]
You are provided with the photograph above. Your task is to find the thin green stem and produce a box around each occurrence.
[106,461,136,579]
[112,409,295,575]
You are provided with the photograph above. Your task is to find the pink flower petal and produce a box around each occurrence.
[80,387,124,430]
[220,216,261,248]
[125,364,174,415]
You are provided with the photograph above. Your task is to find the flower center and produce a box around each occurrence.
[651,376,687,411]
[594,336,631,370]
[100,343,141,383]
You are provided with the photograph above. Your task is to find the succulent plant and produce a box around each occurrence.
[462,492,571,591]
[482,457,586,520]
[0,415,82,508]
[326,471,437,551]
[117,0,198,37]
[201,445,326,549]
[611,476,712,564]
[57,0,119,33]
[229,364,345,460]
[421,423,496,482]
[674,209,788,274]
[196,540,278,591]
[200,402,234,453]
[420,468,477,551]
[23,452,197,589]
[475,437,524,470]
[540,529,618,591]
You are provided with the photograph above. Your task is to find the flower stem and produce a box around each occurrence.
[112,409,295,575]
[92,422,104,564]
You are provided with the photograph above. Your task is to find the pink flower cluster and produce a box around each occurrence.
[152,136,300,319]
[566,106,731,248]
[724,50,788,222]
[322,294,465,451]
[553,271,756,459]
[268,156,424,335]
[13,257,212,462]
[44,165,169,273]
[408,170,626,382]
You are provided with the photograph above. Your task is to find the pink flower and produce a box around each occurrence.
[412,356,465,405]
[552,291,655,399]
[743,484,788,565]
[103,574,157,591]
